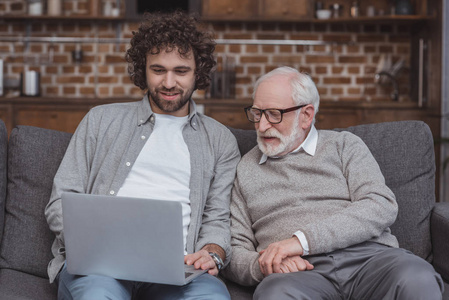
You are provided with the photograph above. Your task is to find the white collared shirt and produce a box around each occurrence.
[259,125,319,256]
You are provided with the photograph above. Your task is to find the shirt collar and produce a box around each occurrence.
[259,125,318,164]
[137,93,199,130]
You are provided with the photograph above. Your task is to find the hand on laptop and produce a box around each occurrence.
[184,244,225,276]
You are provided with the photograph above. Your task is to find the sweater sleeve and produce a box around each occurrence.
[221,175,264,286]
[301,132,398,255]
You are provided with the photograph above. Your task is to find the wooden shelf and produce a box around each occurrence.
[0,96,422,109]
[312,14,435,23]
[202,14,434,23]
[196,98,423,108]
[0,96,134,106]
[0,96,434,135]
[1,13,433,24]
[0,15,125,22]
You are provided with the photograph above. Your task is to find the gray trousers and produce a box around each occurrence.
[254,242,444,300]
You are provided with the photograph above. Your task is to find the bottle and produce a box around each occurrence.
[366,5,376,17]
[331,3,342,18]
[103,0,112,16]
[47,0,62,16]
[350,2,359,17]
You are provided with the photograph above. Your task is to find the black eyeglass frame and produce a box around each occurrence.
[244,104,307,124]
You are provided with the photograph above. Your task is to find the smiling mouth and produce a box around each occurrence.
[159,90,181,100]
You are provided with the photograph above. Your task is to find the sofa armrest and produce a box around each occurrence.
[431,202,449,281]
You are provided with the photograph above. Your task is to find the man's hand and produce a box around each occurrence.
[184,244,225,276]
[278,256,314,274]
[258,237,305,275]
[185,250,218,276]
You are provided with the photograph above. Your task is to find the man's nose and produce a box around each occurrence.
[163,72,176,89]
[257,113,272,132]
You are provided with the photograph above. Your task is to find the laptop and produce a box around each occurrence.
[61,192,207,286]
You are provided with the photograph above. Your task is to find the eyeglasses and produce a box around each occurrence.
[244,104,307,124]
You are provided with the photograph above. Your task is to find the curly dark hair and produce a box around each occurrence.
[125,11,216,91]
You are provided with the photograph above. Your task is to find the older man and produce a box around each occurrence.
[222,66,443,299]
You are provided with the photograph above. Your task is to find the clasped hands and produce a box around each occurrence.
[258,237,314,276]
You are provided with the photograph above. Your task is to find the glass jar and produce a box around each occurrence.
[28,0,43,15]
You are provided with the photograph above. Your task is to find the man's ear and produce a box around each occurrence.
[301,105,315,129]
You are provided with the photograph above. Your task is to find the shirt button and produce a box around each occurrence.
[141,135,146,140]
[150,116,154,122]
[126,162,131,166]
[139,119,144,124]
[109,190,115,195]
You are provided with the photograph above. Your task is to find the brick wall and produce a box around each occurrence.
[1,1,411,102]
[212,22,411,101]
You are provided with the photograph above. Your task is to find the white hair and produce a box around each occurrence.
[252,67,320,121]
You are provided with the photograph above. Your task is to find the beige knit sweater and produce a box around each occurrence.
[222,130,399,286]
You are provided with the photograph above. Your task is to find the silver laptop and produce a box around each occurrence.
[61,192,207,285]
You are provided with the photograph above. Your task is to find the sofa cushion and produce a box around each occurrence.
[221,276,255,299]
[0,268,57,300]
[0,126,72,278]
[0,119,7,245]
[335,121,435,261]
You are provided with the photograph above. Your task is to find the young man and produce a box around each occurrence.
[222,66,444,299]
[45,11,240,299]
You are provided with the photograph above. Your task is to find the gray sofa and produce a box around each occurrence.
[0,118,448,299]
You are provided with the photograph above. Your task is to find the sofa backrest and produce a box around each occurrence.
[231,120,436,262]
[0,119,7,245]
[337,120,435,261]
[0,120,435,280]
[0,126,72,279]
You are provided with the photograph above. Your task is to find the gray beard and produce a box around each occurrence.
[257,124,301,157]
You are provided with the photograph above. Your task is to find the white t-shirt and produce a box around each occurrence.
[117,113,191,253]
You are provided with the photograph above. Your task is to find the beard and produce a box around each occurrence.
[148,86,194,114]
[257,123,301,157]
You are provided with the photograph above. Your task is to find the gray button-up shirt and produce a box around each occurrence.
[45,95,240,283]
